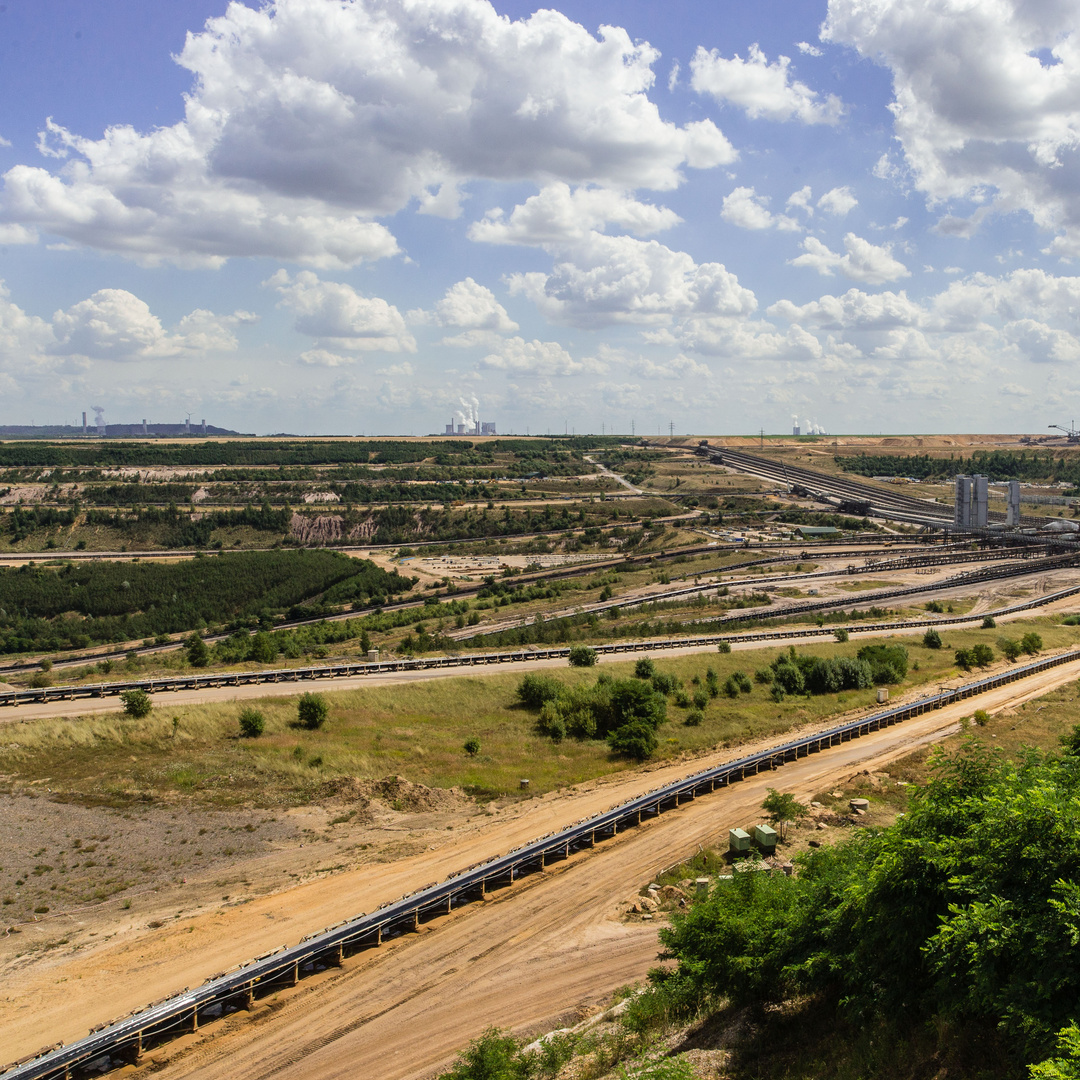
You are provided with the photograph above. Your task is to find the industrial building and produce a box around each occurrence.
[954,474,989,528]
[443,418,496,436]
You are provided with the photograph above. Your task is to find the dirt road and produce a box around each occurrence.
[3,657,1079,1076]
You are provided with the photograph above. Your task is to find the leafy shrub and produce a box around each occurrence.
[722,675,740,698]
[692,690,708,710]
[634,657,656,679]
[651,672,680,696]
[705,668,720,698]
[834,628,849,642]
[754,668,773,684]
[608,719,659,760]
[955,648,973,671]
[120,689,152,718]
[673,689,691,708]
[297,691,328,730]
[1022,631,1044,655]
[568,644,598,667]
[516,673,564,708]
[972,643,995,667]
[925,600,945,613]
[186,632,210,668]
[856,643,909,684]
[923,629,943,649]
[238,707,265,738]
[463,737,480,756]
[973,709,990,726]
[999,637,1022,662]
[716,641,732,654]
[684,710,703,727]
[982,615,997,629]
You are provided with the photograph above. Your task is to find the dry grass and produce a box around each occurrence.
[2,615,1077,810]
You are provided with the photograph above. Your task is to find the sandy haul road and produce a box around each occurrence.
[4,657,1079,1078]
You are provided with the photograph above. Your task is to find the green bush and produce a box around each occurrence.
[120,689,152,718]
[999,637,1022,662]
[463,737,481,756]
[634,657,656,679]
[705,667,720,697]
[834,628,849,642]
[297,691,328,730]
[1022,631,1044,655]
[186,632,210,668]
[608,719,659,760]
[923,629,943,649]
[716,641,732,654]
[516,673,564,708]
[568,644,598,667]
[982,615,997,629]
[692,690,708,710]
[684,710,703,727]
[722,675,740,698]
[651,672,680,696]
[238,707,265,738]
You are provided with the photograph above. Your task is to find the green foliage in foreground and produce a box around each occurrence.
[296,692,329,730]
[650,738,1080,1075]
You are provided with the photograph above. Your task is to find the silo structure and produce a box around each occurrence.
[954,476,972,527]
[973,475,989,527]
[1006,480,1021,526]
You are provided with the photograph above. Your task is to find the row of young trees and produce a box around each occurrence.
[0,551,413,653]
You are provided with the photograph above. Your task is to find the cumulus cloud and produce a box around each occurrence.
[0,0,732,267]
[786,186,814,216]
[721,186,800,231]
[790,233,910,284]
[690,43,844,124]
[506,232,757,328]
[267,269,415,353]
[823,0,1080,253]
[479,336,603,376]
[50,290,249,361]
[469,183,684,247]
[434,278,518,334]
[817,186,857,216]
[769,288,925,330]
[1004,319,1080,363]
[796,42,823,57]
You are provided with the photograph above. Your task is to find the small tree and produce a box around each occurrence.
[834,628,849,642]
[297,691,328,730]
[955,648,973,671]
[568,645,598,667]
[186,632,210,668]
[1021,631,1044,655]
[999,637,1022,662]
[634,657,656,679]
[761,788,809,841]
[971,643,995,667]
[238,707,265,738]
[923,629,943,649]
[982,615,997,629]
[717,641,732,654]
[120,689,152,719]
[463,737,481,756]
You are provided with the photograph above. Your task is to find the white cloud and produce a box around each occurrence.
[434,278,518,334]
[769,288,924,330]
[721,186,800,231]
[796,42,823,58]
[470,183,684,247]
[0,0,732,267]
[790,233,910,284]
[690,43,844,124]
[478,336,604,376]
[786,186,814,216]
[267,269,416,353]
[817,186,857,216]
[1004,319,1080,363]
[823,0,1080,254]
[506,231,757,328]
[298,348,355,367]
[50,289,247,361]
[0,281,53,364]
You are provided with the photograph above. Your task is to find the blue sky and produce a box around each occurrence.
[1,0,1078,436]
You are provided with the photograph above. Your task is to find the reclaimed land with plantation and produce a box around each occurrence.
[5,432,1080,1080]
